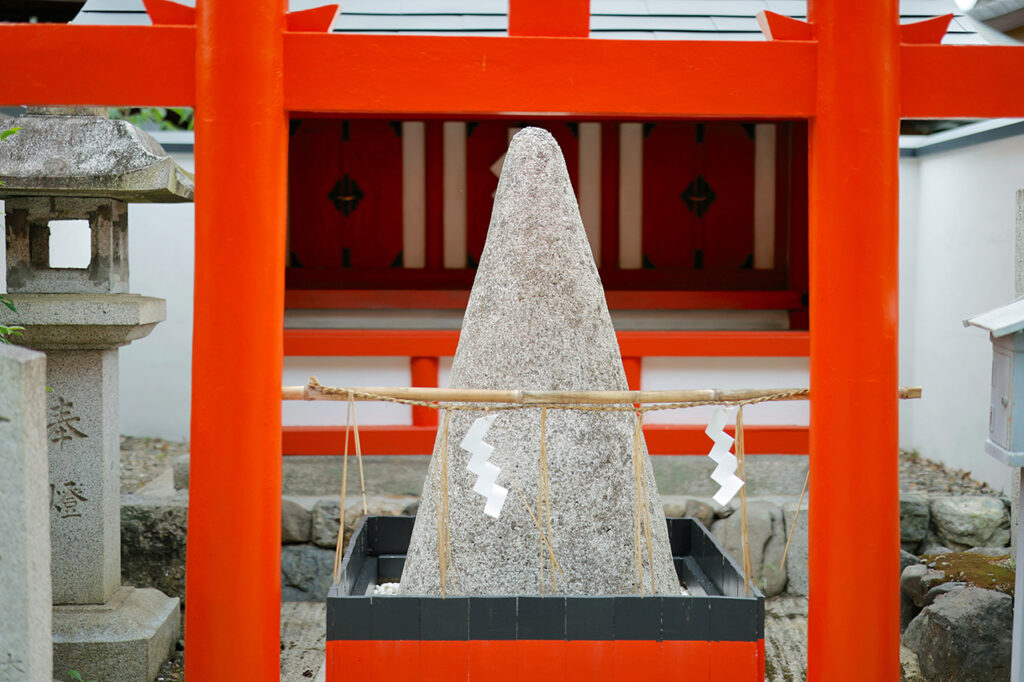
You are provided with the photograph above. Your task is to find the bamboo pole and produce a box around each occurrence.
[281,383,923,404]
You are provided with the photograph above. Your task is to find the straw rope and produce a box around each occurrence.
[778,465,811,574]
[332,392,369,584]
[318,379,920,596]
[736,406,752,596]
[304,378,816,413]
[436,411,453,596]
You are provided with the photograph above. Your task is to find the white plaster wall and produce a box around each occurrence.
[642,357,809,425]
[898,155,921,451]
[282,357,410,425]
[119,152,196,441]
[899,135,1024,494]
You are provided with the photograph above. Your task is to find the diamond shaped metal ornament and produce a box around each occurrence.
[328,174,364,216]
[681,174,716,218]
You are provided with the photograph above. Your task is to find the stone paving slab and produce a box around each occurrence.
[174,453,812,499]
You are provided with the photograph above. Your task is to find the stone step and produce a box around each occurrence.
[172,452,812,498]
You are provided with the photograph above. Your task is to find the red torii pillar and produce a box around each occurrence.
[808,1,901,678]
[186,1,287,679]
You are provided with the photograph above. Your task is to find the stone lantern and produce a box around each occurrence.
[965,296,1024,682]
[0,107,191,681]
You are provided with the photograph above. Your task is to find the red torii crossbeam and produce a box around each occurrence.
[1,1,1016,679]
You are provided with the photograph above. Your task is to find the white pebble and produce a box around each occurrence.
[373,582,400,595]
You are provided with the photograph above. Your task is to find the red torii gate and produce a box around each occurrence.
[3,1,1019,679]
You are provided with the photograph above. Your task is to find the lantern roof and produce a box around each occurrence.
[965,297,1024,337]
[0,107,194,203]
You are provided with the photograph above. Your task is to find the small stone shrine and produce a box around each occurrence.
[401,128,678,595]
[0,107,191,681]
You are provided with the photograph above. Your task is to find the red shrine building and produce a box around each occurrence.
[70,0,992,462]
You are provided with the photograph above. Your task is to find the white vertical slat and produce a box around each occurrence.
[753,123,777,270]
[578,122,602,266]
[619,123,644,270]
[443,121,467,269]
[401,121,426,268]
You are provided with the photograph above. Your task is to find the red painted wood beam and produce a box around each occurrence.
[756,11,814,41]
[283,35,818,117]
[185,0,287,680]
[0,25,195,106]
[901,45,1024,118]
[285,329,459,357]
[509,0,589,37]
[900,15,952,44]
[145,0,339,32]
[282,329,811,358]
[410,357,440,427]
[284,289,806,311]
[283,424,809,455]
[615,330,809,357]
[808,1,900,679]
[5,26,1024,122]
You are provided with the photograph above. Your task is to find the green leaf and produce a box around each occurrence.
[1,296,17,312]
[1,126,21,141]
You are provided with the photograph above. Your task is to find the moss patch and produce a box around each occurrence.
[920,552,1015,597]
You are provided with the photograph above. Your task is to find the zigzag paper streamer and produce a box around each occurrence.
[461,414,508,518]
[705,408,745,506]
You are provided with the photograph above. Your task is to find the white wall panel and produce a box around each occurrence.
[402,121,426,268]
[282,357,411,425]
[641,357,809,426]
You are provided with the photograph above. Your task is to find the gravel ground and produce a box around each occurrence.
[899,449,995,495]
[120,435,188,494]
[123,439,999,498]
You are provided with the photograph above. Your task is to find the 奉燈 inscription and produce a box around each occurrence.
[50,480,87,519]
[47,395,87,446]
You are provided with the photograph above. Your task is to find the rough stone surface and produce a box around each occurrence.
[311,495,418,549]
[921,582,967,607]
[901,563,948,608]
[901,646,926,682]
[5,196,131,294]
[52,586,180,682]
[966,546,1013,557]
[281,545,336,602]
[931,496,1010,550]
[120,493,188,600]
[282,498,312,544]
[901,550,923,631]
[900,493,930,546]
[0,293,164,350]
[920,543,954,555]
[0,344,52,681]
[172,453,190,490]
[711,500,788,597]
[662,495,715,529]
[401,128,678,596]
[46,348,122,604]
[0,109,193,202]
[782,499,808,597]
[903,587,1012,682]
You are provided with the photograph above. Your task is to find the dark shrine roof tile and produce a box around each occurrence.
[73,0,981,43]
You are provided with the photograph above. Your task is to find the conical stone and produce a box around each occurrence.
[400,127,677,596]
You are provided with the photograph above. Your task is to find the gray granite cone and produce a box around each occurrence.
[400,128,677,596]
